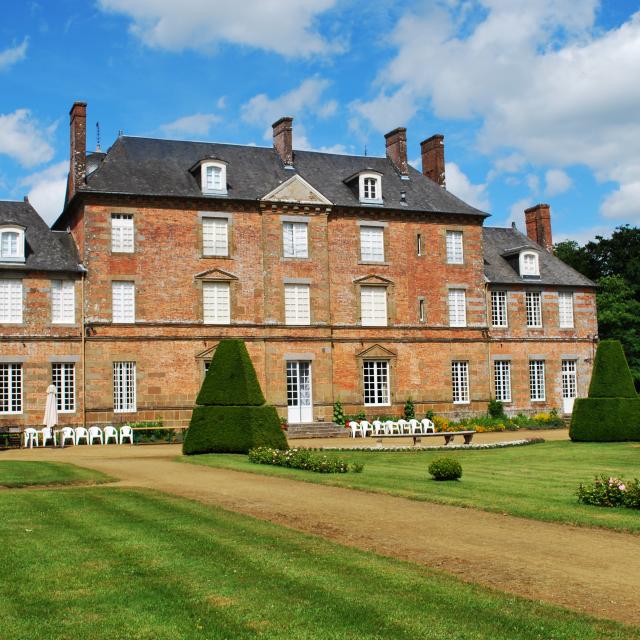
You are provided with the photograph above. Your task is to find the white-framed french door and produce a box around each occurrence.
[286,361,313,423]
[561,359,577,414]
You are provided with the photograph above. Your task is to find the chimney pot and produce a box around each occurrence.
[384,127,408,176]
[68,101,87,203]
[272,116,294,167]
[524,203,553,252]
[420,134,445,187]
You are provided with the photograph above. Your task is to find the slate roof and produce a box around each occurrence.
[0,200,81,273]
[483,226,595,287]
[80,136,488,217]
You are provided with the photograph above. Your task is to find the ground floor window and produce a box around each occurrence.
[52,363,75,413]
[493,360,511,402]
[0,363,22,414]
[529,360,546,401]
[451,360,469,404]
[363,360,390,405]
[113,361,136,413]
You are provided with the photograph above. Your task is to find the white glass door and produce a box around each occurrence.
[561,360,577,413]
[287,361,313,423]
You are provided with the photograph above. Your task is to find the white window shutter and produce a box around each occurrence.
[203,218,228,256]
[360,227,384,262]
[112,282,135,323]
[361,286,387,326]
[0,280,23,323]
[285,284,310,325]
[203,282,231,324]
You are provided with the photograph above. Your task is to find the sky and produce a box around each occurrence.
[1,0,639,243]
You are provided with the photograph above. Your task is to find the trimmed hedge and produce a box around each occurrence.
[569,398,640,442]
[588,340,637,399]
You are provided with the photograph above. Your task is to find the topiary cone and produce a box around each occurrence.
[587,340,637,399]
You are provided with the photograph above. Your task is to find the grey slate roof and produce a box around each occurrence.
[0,200,81,273]
[81,136,488,217]
[484,226,595,287]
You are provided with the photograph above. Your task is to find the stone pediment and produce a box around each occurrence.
[195,344,219,360]
[194,268,238,281]
[353,274,393,285]
[261,174,332,205]
[356,344,397,359]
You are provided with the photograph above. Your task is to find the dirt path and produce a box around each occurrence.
[5,441,640,626]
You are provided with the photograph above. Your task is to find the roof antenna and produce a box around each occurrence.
[96,121,101,152]
[364,143,368,157]
[118,129,124,137]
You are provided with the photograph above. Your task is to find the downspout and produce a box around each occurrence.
[80,265,87,428]
[484,280,492,404]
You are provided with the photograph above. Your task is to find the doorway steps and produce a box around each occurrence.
[286,422,347,439]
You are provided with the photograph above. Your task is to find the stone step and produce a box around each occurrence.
[286,422,348,439]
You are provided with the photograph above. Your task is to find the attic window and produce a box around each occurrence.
[359,172,383,205]
[520,250,540,278]
[201,161,227,196]
[0,226,25,263]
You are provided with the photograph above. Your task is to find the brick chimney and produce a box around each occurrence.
[420,134,445,187]
[272,116,294,167]
[68,101,87,202]
[384,127,409,177]
[525,203,553,252]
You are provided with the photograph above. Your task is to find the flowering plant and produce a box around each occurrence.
[577,475,640,509]
[248,447,363,474]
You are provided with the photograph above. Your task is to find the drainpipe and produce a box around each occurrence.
[79,265,87,428]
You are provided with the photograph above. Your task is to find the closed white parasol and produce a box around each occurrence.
[43,384,58,430]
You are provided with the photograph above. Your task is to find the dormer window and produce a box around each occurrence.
[520,250,540,278]
[0,226,25,263]
[200,161,227,196]
[358,172,383,205]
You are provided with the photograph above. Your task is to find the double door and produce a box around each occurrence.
[287,361,313,423]
[562,360,577,414]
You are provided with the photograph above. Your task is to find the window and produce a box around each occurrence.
[52,363,75,413]
[361,286,387,326]
[201,162,227,195]
[203,281,231,324]
[451,361,469,404]
[283,222,308,258]
[448,289,466,327]
[445,230,463,264]
[284,284,310,325]
[112,281,135,323]
[417,233,423,256]
[0,279,22,323]
[525,291,542,327]
[529,360,546,401]
[0,363,22,414]
[363,360,390,405]
[111,214,134,253]
[418,298,425,323]
[491,291,508,327]
[360,226,384,262]
[358,173,383,204]
[51,280,75,324]
[202,218,229,257]
[0,227,25,262]
[113,361,136,413]
[558,292,574,328]
[520,251,540,277]
[494,360,512,402]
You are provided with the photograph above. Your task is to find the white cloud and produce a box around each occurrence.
[554,224,614,245]
[544,168,572,196]
[159,113,221,137]
[0,109,55,168]
[20,161,68,225]
[505,197,533,229]
[487,153,527,181]
[445,162,490,211]
[98,0,339,57]
[0,38,28,71]
[601,180,640,220]
[526,174,540,193]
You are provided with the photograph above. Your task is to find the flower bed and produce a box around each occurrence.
[304,437,545,452]
[248,447,364,473]
[577,475,640,509]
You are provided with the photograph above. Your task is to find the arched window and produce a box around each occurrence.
[201,161,227,195]
[520,250,540,277]
[0,226,25,262]
[358,172,383,204]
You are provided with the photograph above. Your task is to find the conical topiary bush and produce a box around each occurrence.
[183,340,288,454]
[570,339,640,442]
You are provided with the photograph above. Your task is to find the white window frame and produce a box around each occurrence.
[202,217,229,257]
[113,361,136,413]
[451,360,469,404]
[112,281,135,324]
[448,289,467,327]
[0,363,22,414]
[51,280,75,324]
[445,230,464,264]
[0,226,25,262]
[0,279,23,324]
[363,360,390,406]
[417,233,423,257]
[282,222,309,258]
[201,161,227,195]
[202,281,231,324]
[525,291,542,328]
[418,298,426,323]
[111,214,134,253]
[529,360,546,401]
[359,225,385,262]
[52,363,76,413]
[360,285,388,327]
[558,291,574,328]
[491,290,508,327]
[520,250,540,277]
[494,360,512,403]
[358,172,383,204]
[284,284,311,325]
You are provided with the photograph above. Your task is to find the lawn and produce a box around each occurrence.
[0,487,637,640]
[0,461,112,488]
[184,441,640,533]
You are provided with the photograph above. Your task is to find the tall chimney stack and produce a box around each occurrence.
[272,116,294,167]
[524,203,553,252]
[420,134,445,187]
[384,127,408,177]
[68,101,87,202]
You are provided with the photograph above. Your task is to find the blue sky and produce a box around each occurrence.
[1,0,639,243]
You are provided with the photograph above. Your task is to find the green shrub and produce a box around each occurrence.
[588,339,637,398]
[248,447,362,474]
[488,399,506,419]
[428,457,462,481]
[403,399,415,420]
[333,400,345,426]
[569,397,640,442]
[577,475,640,509]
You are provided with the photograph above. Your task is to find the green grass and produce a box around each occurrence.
[0,487,637,639]
[0,461,112,488]
[184,441,640,533]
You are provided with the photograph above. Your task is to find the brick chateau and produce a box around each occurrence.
[0,102,597,430]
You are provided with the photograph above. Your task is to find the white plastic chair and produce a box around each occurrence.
[88,426,104,445]
[409,419,422,435]
[119,425,134,445]
[348,421,363,438]
[385,420,400,435]
[23,428,38,448]
[359,420,373,438]
[372,420,385,436]
[104,425,118,444]
[421,418,435,433]
[397,419,411,434]
[59,427,75,447]
[40,427,56,447]
[74,427,89,445]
